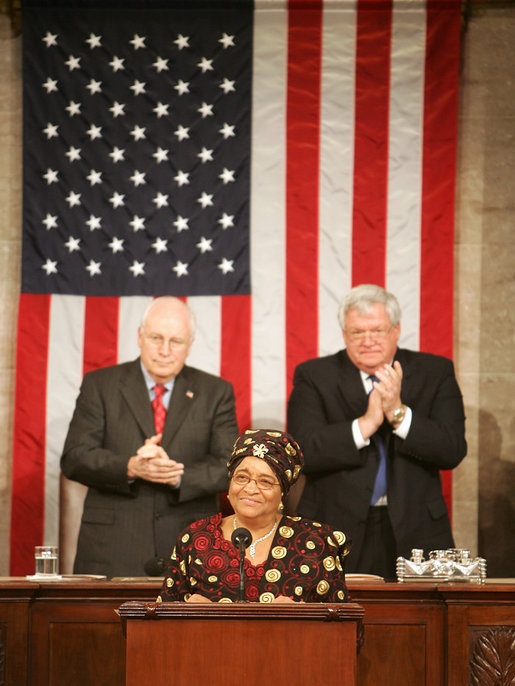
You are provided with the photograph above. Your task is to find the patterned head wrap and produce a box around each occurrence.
[227,429,304,494]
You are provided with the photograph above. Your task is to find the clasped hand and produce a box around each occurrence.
[358,361,403,440]
[127,434,185,486]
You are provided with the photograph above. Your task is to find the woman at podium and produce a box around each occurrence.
[157,429,349,603]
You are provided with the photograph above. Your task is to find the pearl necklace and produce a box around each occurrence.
[233,517,277,560]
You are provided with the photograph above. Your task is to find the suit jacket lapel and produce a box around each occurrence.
[119,359,155,438]
[393,348,413,403]
[337,350,370,418]
[162,366,197,443]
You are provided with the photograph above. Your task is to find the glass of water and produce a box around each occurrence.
[34,546,59,576]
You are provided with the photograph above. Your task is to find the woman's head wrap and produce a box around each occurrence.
[228,429,304,494]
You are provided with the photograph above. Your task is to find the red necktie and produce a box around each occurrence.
[152,384,167,435]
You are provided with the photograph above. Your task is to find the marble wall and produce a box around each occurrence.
[454,3,515,577]
[0,4,513,576]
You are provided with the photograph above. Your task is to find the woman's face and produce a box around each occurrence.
[228,455,282,521]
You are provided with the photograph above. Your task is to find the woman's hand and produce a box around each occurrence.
[272,595,298,603]
[186,593,212,603]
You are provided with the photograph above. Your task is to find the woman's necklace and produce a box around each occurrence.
[233,517,277,560]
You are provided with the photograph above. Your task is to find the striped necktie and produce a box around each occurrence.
[152,384,167,435]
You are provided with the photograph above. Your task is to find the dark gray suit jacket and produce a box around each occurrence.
[287,348,467,571]
[61,359,239,577]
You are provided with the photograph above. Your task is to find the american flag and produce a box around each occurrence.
[11,0,461,574]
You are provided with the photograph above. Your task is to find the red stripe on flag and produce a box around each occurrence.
[220,295,251,432]
[352,0,393,286]
[83,297,120,374]
[285,2,323,393]
[10,294,51,574]
[420,0,461,520]
[420,0,460,359]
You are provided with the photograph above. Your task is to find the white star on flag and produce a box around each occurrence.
[174,170,189,186]
[65,55,81,70]
[174,216,189,232]
[86,215,101,231]
[65,146,81,161]
[109,237,124,253]
[65,237,81,252]
[174,34,189,50]
[43,123,58,139]
[130,216,145,232]
[130,34,146,50]
[66,101,81,116]
[86,170,102,186]
[129,261,145,276]
[42,31,57,47]
[152,238,168,254]
[109,56,125,71]
[109,102,125,117]
[42,214,58,230]
[42,259,58,275]
[153,147,169,163]
[86,260,101,276]
[109,192,125,208]
[109,147,125,163]
[43,169,58,184]
[43,78,58,93]
[173,261,189,277]
[218,258,234,274]
[86,33,102,49]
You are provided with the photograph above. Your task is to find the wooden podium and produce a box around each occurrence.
[118,601,364,686]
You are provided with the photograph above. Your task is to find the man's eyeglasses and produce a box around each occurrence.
[144,334,189,351]
[232,473,280,491]
[346,327,392,342]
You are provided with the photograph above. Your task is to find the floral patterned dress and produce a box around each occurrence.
[158,513,349,603]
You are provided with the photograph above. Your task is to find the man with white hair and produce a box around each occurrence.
[61,296,239,577]
[287,284,467,579]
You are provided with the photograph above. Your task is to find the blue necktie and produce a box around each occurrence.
[369,375,387,504]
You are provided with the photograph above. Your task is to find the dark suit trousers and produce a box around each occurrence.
[355,506,397,580]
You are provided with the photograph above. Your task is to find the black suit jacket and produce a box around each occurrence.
[61,359,239,577]
[287,348,467,571]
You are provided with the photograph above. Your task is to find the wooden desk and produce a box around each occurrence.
[0,578,151,686]
[0,578,513,686]
[349,582,445,685]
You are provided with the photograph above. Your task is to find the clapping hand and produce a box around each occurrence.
[127,434,184,486]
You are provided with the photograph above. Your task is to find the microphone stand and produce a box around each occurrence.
[231,527,252,603]
[237,547,246,602]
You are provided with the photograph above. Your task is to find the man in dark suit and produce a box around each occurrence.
[287,284,467,579]
[61,297,239,578]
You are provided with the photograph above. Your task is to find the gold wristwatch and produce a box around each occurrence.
[391,405,406,426]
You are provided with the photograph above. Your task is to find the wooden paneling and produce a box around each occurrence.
[0,583,34,686]
[441,585,515,686]
[348,584,447,685]
[30,602,126,686]
[0,600,30,686]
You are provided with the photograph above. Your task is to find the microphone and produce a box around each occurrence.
[231,527,251,602]
[144,556,168,577]
[231,527,252,551]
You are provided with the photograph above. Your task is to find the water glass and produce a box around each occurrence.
[34,546,59,576]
